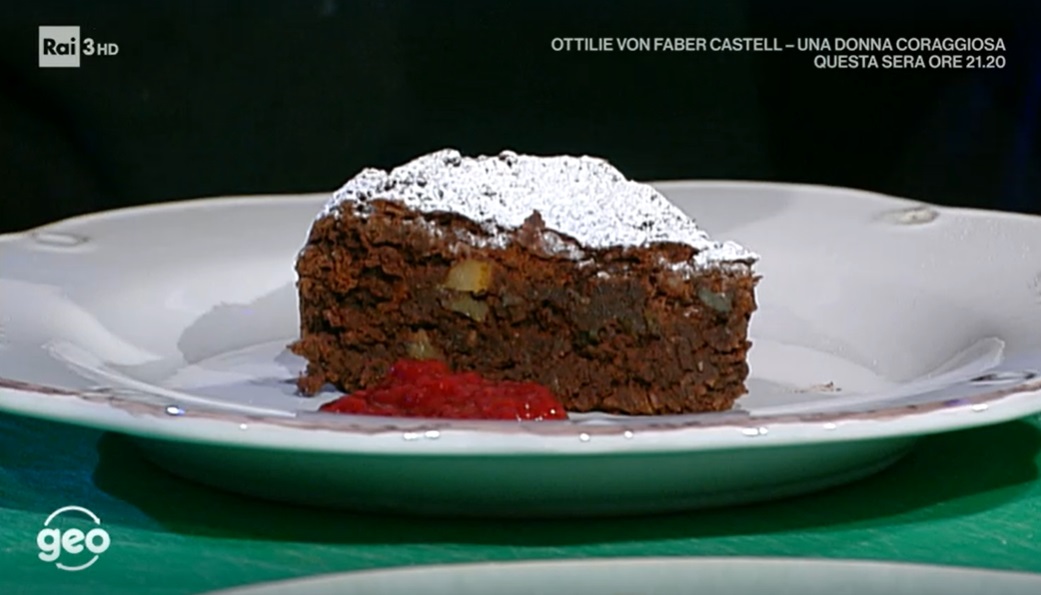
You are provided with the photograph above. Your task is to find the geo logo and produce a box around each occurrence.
[36,506,111,571]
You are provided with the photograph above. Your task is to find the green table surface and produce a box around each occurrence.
[2,412,1041,595]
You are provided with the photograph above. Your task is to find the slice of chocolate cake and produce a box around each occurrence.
[291,149,759,415]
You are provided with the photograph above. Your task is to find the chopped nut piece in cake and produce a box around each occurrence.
[443,260,495,294]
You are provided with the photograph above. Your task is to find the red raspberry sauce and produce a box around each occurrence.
[320,359,568,421]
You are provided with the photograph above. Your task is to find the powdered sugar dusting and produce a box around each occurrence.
[322,149,757,269]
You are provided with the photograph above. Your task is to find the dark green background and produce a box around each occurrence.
[1,0,1039,233]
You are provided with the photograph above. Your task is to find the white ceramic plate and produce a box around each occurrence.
[2,182,1041,516]
[202,558,1041,595]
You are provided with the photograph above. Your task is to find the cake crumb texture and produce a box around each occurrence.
[291,197,758,415]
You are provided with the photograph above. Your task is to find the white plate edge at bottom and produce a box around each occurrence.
[201,557,1041,595]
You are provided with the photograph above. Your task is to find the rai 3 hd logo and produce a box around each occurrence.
[38,26,119,68]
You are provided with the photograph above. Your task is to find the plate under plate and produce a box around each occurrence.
[203,558,1041,595]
